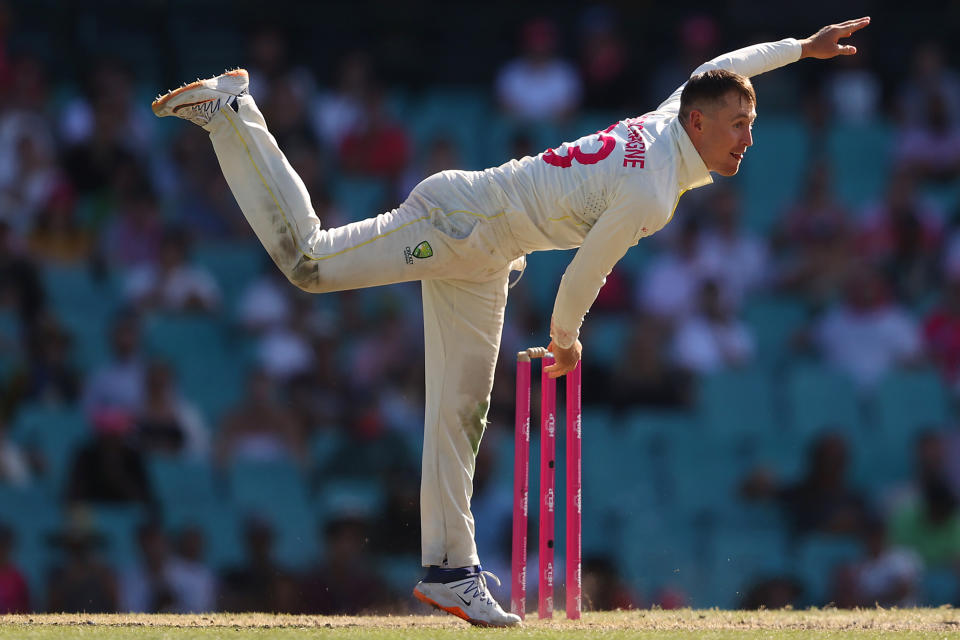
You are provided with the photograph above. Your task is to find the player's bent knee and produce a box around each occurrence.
[285,258,327,293]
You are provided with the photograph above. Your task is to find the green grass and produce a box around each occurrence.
[1,610,959,639]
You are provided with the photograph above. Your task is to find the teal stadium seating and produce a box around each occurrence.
[10,403,89,495]
[738,118,811,233]
[227,461,317,569]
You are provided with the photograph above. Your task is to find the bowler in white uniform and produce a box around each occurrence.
[152,17,870,626]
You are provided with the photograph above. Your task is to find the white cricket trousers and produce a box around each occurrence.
[205,95,525,567]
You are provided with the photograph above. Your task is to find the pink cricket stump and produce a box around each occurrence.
[511,353,532,619]
[565,360,583,620]
[538,355,556,619]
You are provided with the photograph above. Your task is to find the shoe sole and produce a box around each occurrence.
[412,587,492,627]
[151,69,248,116]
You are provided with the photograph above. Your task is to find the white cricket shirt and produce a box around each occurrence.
[485,38,802,348]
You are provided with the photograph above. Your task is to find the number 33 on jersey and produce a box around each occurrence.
[542,118,647,169]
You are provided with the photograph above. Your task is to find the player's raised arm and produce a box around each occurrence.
[657,17,870,112]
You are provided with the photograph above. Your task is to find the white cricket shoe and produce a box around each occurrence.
[413,569,521,627]
[151,68,248,127]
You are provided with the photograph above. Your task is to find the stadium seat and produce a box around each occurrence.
[865,369,950,485]
[579,315,629,368]
[332,177,389,221]
[88,503,150,569]
[791,534,863,606]
[743,296,809,367]
[146,456,220,515]
[408,88,489,170]
[0,485,60,597]
[707,525,791,608]
[698,367,776,444]
[737,118,810,233]
[10,404,90,495]
[784,363,861,449]
[227,461,317,568]
[827,122,892,208]
[191,241,267,307]
[922,568,958,606]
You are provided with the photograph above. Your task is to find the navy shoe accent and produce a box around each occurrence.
[423,564,479,584]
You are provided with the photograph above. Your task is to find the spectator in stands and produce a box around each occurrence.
[312,51,374,151]
[0,416,28,486]
[588,314,693,411]
[237,262,293,335]
[812,263,922,389]
[496,17,582,122]
[262,74,316,151]
[254,295,317,382]
[636,218,704,321]
[831,516,922,608]
[45,518,117,613]
[81,311,145,414]
[672,279,756,375]
[168,126,248,239]
[889,477,960,567]
[825,50,881,123]
[215,369,304,466]
[774,164,854,305]
[582,555,643,610]
[857,171,945,304]
[59,59,153,158]
[245,25,315,105]
[885,430,950,515]
[135,361,209,459]
[0,109,63,236]
[288,329,350,434]
[924,275,960,391]
[26,182,93,265]
[0,525,28,613]
[695,185,769,311]
[338,87,410,182]
[1,314,79,424]
[400,135,462,201]
[66,407,153,505]
[898,42,960,128]
[169,526,216,614]
[899,92,960,183]
[119,521,177,613]
[120,521,215,614]
[742,432,868,537]
[0,218,45,330]
[300,515,396,614]
[219,517,296,613]
[101,188,164,269]
[124,226,222,313]
[576,6,630,111]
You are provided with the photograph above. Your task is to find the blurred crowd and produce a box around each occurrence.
[0,0,958,614]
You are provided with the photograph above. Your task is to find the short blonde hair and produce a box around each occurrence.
[679,69,756,122]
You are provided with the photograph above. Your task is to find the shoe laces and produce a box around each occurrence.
[455,568,502,607]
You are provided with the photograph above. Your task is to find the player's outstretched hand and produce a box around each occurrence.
[800,17,870,59]
[545,339,582,379]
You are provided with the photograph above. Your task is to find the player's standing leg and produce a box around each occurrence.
[412,274,521,627]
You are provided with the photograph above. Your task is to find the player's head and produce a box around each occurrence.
[679,69,756,177]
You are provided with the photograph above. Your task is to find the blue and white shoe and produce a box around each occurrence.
[151,68,248,127]
[413,567,521,627]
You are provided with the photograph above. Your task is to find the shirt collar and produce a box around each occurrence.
[670,117,713,191]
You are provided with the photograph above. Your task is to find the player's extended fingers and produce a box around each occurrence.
[838,45,858,55]
[839,17,871,36]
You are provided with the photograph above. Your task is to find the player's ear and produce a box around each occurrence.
[688,109,704,132]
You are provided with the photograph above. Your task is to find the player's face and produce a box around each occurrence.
[699,92,756,176]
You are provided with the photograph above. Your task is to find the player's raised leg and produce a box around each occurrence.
[412,275,520,627]
[152,69,467,294]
